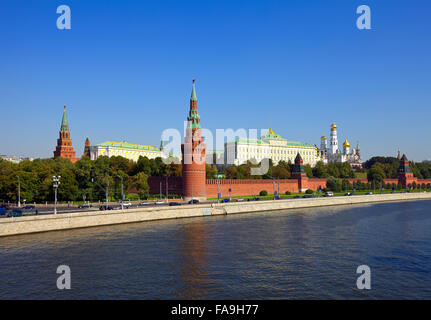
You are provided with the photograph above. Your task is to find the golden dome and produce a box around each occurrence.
[321,136,327,140]
[268,128,275,135]
[330,122,337,131]
[343,139,350,148]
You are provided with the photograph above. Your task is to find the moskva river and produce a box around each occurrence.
[1,200,431,299]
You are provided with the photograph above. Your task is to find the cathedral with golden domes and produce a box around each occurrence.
[318,122,363,169]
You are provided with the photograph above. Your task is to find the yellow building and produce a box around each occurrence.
[90,141,164,162]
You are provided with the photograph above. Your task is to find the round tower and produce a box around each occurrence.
[181,79,207,202]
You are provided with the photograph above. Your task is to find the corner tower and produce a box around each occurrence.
[53,106,78,163]
[181,79,207,201]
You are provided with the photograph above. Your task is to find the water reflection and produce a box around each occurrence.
[1,201,431,299]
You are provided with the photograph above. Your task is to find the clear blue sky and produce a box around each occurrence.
[1,0,430,161]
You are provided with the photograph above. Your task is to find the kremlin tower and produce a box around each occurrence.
[181,79,207,201]
[397,153,414,188]
[83,136,91,158]
[53,106,78,163]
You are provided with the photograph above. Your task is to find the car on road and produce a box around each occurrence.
[23,205,35,210]
[323,191,334,197]
[78,203,92,209]
[139,202,151,206]
[169,202,181,206]
[344,192,352,196]
[222,198,230,203]
[293,195,301,199]
[188,199,200,204]
[247,197,260,201]
[99,205,114,211]
[236,198,244,202]
[155,201,165,205]
[0,208,7,216]
[302,194,317,199]
[365,192,373,195]
[7,209,23,217]
[120,202,132,208]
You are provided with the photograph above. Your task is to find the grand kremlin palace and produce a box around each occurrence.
[90,141,164,162]
[224,128,324,167]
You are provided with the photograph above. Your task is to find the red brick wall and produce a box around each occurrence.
[302,178,327,191]
[205,179,299,198]
[143,176,431,199]
[147,176,183,196]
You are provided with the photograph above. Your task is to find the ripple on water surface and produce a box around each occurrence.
[1,200,431,299]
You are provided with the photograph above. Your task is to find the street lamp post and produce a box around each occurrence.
[117,175,124,210]
[166,176,169,203]
[92,178,109,210]
[53,176,61,214]
[17,176,21,208]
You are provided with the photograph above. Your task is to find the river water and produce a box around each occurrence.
[1,200,431,299]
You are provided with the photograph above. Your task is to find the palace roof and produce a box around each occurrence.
[95,141,160,152]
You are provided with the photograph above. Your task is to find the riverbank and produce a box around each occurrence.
[1,192,431,237]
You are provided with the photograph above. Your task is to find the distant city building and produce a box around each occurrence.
[224,128,324,167]
[0,155,34,163]
[90,141,166,162]
[53,106,79,163]
[318,122,362,169]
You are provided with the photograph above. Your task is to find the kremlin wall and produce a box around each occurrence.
[53,80,431,200]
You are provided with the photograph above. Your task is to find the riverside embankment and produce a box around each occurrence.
[1,192,431,237]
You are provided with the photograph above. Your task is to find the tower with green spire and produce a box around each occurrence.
[60,105,69,132]
[187,79,201,129]
[53,105,78,162]
[181,79,207,201]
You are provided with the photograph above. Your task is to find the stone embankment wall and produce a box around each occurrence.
[1,193,430,237]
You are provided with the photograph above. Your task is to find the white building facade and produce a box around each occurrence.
[224,129,323,167]
[318,122,363,169]
[90,141,166,162]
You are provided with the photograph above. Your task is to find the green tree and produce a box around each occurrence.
[367,163,386,184]
[133,172,149,199]
[312,161,329,178]
[326,177,342,192]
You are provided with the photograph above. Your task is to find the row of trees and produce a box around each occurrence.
[2,154,430,203]
[0,156,182,203]
[219,160,355,180]
[326,177,431,193]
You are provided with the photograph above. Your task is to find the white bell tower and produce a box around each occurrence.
[330,122,339,154]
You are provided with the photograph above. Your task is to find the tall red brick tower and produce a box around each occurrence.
[292,153,308,192]
[82,136,91,158]
[397,154,414,188]
[181,79,207,201]
[53,106,78,163]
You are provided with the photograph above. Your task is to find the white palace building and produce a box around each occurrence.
[90,140,166,162]
[224,128,324,167]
